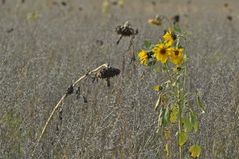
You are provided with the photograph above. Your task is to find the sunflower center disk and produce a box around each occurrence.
[160,49,166,55]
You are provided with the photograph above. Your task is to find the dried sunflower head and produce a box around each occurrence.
[115,21,138,36]
[97,67,120,79]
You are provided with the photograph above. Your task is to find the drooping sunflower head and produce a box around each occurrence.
[163,29,176,46]
[152,43,172,64]
[170,47,184,65]
[138,50,149,65]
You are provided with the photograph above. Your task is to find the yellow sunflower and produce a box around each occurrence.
[138,50,148,65]
[152,43,172,64]
[163,29,175,46]
[170,47,184,65]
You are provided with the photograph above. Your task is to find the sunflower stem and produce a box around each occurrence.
[177,66,183,159]
[31,63,109,158]
[178,98,183,159]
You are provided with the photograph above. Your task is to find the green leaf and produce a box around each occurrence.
[148,58,157,67]
[189,145,201,158]
[170,104,178,123]
[182,115,193,132]
[163,107,169,125]
[173,23,181,33]
[144,40,152,49]
[158,107,169,127]
[151,64,161,73]
[196,94,205,114]
[191,112,199,133]
[178,131,188,146]
[162,63,168,72]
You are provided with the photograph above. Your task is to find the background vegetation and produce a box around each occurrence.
[0,0,238,158]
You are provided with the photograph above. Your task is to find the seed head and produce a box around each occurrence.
[97,67,120,79]
[66,84,74,96]
[115,21,138,36]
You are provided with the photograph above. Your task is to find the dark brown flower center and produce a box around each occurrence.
[160,48,166,55]
[174,50,179,56]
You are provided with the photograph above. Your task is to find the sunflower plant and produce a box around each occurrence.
[138,22,204,159]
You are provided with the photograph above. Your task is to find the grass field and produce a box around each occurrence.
[0,0,239,158]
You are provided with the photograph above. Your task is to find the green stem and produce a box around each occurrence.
[178,103,183,159]
[179,146,182,159]
[178,80,183,159]
[165,64,173,82]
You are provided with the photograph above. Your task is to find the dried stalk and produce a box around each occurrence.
[31,63,109,158]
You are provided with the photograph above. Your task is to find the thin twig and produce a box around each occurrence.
[31,63,109,158]
[116,35,123,45]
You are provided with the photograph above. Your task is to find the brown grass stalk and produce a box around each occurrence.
[31,63,109,158]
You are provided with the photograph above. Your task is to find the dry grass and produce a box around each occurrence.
[0,0,239,158]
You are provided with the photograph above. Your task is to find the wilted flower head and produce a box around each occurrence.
[148,19,161,26]
[172,15,180,23]
[97,67,120,79]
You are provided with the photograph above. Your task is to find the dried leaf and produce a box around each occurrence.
[148,19,161,26]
